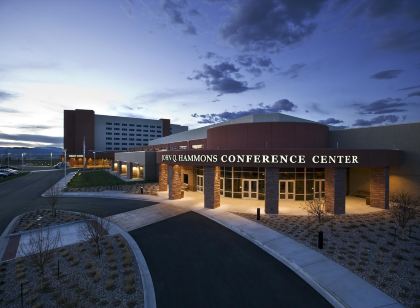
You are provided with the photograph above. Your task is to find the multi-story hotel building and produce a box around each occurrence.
[113,113,420,214]
[63,109,187,166]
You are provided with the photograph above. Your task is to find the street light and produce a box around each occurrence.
[64,149,67,177]
[93,151,96,170]
[7,153,11,168]
[21,153,26,170]
[50,152,53,167]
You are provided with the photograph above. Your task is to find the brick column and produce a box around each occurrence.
[159,164,168,191]
[168,164,182,199]
[370,167,389,209]
[265,167,279,214]
[127,162,133,179]
[325,168,346,214]
[117,161,122,174]
[204,166,220,209]
[110,160,114,171]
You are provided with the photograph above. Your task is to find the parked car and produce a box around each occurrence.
[0,172,9,178]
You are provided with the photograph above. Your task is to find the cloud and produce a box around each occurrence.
[188,62,265,94]
[352,0,420,20]
[354,98,407,114]
[0,90,17,101]
[380,29,420,52]
[307,102,328,114]
[162,0,197,35]
[407,91,420,97]
[370,69,403,79]
[353,115,399,127]
[398,84,420,91]
[0,107,19,113]
[16,125,54,130]
[318,118,343,125]
[191,99,297,123]
[135,88,202,103]
[0,133,63,145]
[220,0,327,52]
[235,54,277,77]
[281,63,306,79]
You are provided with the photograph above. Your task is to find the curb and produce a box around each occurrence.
[0,213,24,261]
[194,209,346,308]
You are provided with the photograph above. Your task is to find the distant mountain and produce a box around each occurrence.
[0,147,63,158]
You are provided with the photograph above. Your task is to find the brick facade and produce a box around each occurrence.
[370,167,389,209]
[168,164,183,200]
[325,168,346,214]
[204,166,220,209]
[159,164,168,191]
[265,167,279,214]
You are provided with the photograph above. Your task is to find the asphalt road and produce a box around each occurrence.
[0,170,156,234]
[130,212,331,308]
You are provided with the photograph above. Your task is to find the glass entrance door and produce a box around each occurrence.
[220,177,225,196]
[197,175,204,192]
[279,180,295,200]
[242,179,258,199]
[314,179,325,198]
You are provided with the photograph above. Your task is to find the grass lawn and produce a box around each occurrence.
[0,172,29,184]
[67,170,131,188]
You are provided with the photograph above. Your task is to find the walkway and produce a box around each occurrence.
[130,211,332,308]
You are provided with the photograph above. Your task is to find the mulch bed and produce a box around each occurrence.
[235,211,420,307]
[13,209,83,233]
[0,234,144,307]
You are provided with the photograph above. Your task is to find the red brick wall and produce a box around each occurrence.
[265,167,279,214]
[159,164,168,191]
[370,167,389,209]
[325,168,346,214]
[169,165,182,199]
[204,166,220,209]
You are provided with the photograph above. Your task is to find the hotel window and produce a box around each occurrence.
[114,137,120,140]
[150,125,155,128]
[122,128,127,131]
[129,138,134,141]
[136,134,141,136]
[150,135,155,137]
[179,145,187,150]
[143,130,149,132]
[114,147,120,150]
[122,143,127,145]
[106,147,112,150]
[129,143,134,145]
[114,133,120,135]
[136,143,141,145]
[157,130,162,133]
[106,132,112,135]
[143,125,149,127]
[136,124,142,127]
[136,129,142,132]
[122,133,127,136]
[106,137,112,140]
[122,138,127,140]
[122,123,127,126]
[150,130,155,132]
[129,133,134,136]
[106,127,112,130]
[106,142,112,145]
[192,144,203,149]
[129,124,134,127]
[129,129,134,131]
[114,127,120,130]
[106,122,112,125]
[114,123,120,125]
[122,147,127,150]
[114,143,120,145]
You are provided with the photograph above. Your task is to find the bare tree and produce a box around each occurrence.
[79,217,109,257]
[303,197,326,228]
[21,227,61,275]
[390,192,418,238]
[45,183,60,217]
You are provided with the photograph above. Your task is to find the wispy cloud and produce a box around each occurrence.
[353,115,400,127]
[370,69,403,79]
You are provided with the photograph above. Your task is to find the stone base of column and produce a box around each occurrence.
[159,164,168,191]
[168,165,183,200]
[117,161,122,174]
[127,162,133,179]
[370,167,389,209]
[325,168,346,215]
[204,166,220,209]
[265,167,279,214]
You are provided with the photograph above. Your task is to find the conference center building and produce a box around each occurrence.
[114,113,420,214]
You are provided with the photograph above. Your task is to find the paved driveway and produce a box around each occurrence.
[0,170,156,234]
[130,211,331,308]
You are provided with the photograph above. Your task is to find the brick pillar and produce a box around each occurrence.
[168,164,182,199]
[325,168,346,214]
[127,162,133,179]
[370,167,389,209]
[110,160,114,171]
[117,161,122,174]
[265,167,279,214]
[159,164,168,191]
[204,166,220,209]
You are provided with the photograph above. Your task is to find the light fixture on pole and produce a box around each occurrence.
[64,149,67,177]
[7,153,11,168]
[50,152,53,167]
[93,151,96,170]
[21,153,25,170]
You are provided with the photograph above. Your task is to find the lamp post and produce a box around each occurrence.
[64,149,67,177]
[21,153,25,170]
[93,151,96,170]
[7,153,11,168]
[50,152,53,167]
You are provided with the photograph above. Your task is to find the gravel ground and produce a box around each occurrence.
[13,209,83,233]
[236,210,420,307]
[0,234,144,307]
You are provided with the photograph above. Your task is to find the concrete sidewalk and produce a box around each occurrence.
[196,207,402,308]
[41,171,77,197]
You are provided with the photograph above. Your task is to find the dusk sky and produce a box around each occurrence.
[0,0,419,148]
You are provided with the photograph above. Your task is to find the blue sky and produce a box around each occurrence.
[0,0,419,147]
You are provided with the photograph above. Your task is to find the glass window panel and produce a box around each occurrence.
[296,180,305,194]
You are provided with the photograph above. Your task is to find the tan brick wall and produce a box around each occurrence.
[265,167,279,214]
[370,167,389,209]
[325,168,346,214]
[204,166,220,209]
[168,164,183,199]
[159,163,168,191]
